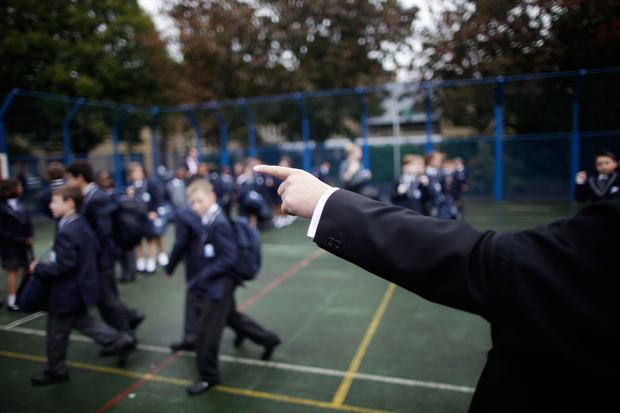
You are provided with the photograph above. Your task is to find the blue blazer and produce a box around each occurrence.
[187,210,239,300]
[81,186,118,269]
[165,204,204,281]
[34,215,100,314]
[133,178,161,213]
[0,200,33,261]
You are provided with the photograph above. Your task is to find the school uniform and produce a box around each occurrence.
[424,166,445,217]
[132,178,163,237]
[81,183,143,334]
[38,179,65,219]
[208,172,232,215]
[34,214,134,379]
[311,189,620,412]
[190,204,280,386]
[0,199,33,270]
[390,174,429,214]
[438,168,463,221]
[165,204,204,346]
[236,174,271,222]
[575,171,620,203]
[165,178,188,210]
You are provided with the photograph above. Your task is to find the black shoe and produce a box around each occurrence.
[117,338,137,367]
[32,372,70,386]
[100,346,120,356]
[187,380,219,395]
[0,299,4,309]
[233,334,245,348]
[171,342,195,352]
[7,304,20,312]
[118,276,135,283]
[261,336,282,361]
[129,312,146,330]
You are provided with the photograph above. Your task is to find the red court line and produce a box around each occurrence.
[236,249,325,312]
[95,249,324,413]
[95,353,180,413]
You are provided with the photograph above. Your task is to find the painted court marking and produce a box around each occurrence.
[333,283,397,406]
[2,311,45,329]
[97,248,326,412]
[262,244,318,253]
[0,350,395,413]
[0,326,475,393]
[237,248,325,312]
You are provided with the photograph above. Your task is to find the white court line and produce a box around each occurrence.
[2,312,45,330]
[0,325,475,393]
[262,244,318,253]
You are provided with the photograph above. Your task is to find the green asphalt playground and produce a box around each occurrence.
[0,200,580,413]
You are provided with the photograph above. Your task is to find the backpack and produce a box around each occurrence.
[103,195,150,250]
[230,216,261,280]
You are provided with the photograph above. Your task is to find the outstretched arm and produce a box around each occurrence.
[254,165,494,318]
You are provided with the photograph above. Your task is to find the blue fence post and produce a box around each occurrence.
[570,69,586,201]
[424,82,434,153]
[111,106,132,190]
[182,105,202,162]
[62,98,85,165]
[294,92,311,172]
[209,102,229,168]
[494,77,505,203]
[150,108,159,181]
[355,87,370,170]
[0,88,19,154]
[238,98,257,158]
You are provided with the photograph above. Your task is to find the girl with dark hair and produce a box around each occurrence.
[0,177,34,311]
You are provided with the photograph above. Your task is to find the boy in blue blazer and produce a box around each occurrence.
[183,179,281,396]
[30,186,136,385]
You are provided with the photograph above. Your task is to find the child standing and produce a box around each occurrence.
[30,186,135,385]
[0,177,34,311]
[126,162,168,273]
[575,151,620,203]
[184,179,281,395]
[390,155,429,214]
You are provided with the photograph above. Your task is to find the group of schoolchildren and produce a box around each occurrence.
[2,148,618,395]
[0,156,282,395]
[390,150,468,220]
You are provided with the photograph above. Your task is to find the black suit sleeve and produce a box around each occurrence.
[314,189,495,319]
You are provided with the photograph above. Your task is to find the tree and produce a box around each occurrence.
[0,0,178,153]
[166,0,418,143]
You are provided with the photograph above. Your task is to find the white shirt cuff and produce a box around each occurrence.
[576,178,586,185]
[307,187,340,239]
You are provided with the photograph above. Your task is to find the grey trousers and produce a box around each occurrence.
[45,311,133,375]
[119,249,137,281]
[97,266,142,334]
[195,277,280,383]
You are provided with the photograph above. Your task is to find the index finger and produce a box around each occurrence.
[253,165,295,179]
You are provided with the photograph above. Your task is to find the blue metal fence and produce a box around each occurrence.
[2,67,620,202]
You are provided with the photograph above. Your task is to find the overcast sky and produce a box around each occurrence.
[137,0,433,81]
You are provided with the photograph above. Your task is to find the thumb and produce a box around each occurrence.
[253,165,295,179]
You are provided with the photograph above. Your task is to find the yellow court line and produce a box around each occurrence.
[0,350,395,413]
[332,283,397,406]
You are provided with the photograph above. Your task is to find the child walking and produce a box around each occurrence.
[30,186,135,385]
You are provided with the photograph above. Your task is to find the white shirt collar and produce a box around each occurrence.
[7,198,19,210]
[82,182,96,196]
[201,203,220,226]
